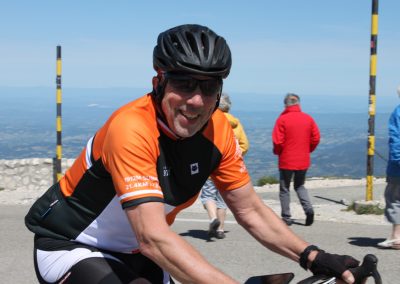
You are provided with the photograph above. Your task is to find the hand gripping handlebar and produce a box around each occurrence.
[245,254,381,284]
[298,254,382,284]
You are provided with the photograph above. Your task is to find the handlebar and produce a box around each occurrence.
[298,254,382,284]
[245,254,381,284]
[349,254,381,284]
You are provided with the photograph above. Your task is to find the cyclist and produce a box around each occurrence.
[26,24,360,284]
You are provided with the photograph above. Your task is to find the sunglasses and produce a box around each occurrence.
[164,73,223,97]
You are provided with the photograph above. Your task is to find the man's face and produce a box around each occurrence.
[161,77,220,138]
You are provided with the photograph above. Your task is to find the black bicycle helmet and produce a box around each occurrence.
[153,24,232,78]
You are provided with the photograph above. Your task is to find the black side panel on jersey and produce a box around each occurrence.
[25,159,117,240]
[157,130,222,206]
[71,158,115,214]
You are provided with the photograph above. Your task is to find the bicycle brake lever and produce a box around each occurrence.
[349,254,381,284]
[371,269,382,284]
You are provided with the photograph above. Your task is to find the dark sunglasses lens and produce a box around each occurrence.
[168,75,221,97]
[169,78,198,93]
[199,79,222,96]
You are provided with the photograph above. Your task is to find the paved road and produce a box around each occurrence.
[2,183,398,283]
[174,211,398,283]
[1,205,37,283]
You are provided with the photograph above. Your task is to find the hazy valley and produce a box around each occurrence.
[0,87,393,183]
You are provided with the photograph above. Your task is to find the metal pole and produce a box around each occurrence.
[366,0,379,201]
[55,45,63,181]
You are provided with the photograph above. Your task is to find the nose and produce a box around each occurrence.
[185,87,205,105]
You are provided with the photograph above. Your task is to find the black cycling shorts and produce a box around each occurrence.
[33,235,174,284]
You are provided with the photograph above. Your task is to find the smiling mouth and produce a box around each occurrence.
[179,110,200,120]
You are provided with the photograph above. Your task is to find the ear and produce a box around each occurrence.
[152,76,159,89]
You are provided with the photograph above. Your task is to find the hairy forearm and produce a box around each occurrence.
[126,205,238,283]
[139,228,238,283]
[234,199,308,262]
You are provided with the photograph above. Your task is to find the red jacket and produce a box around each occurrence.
[272,105,320,170]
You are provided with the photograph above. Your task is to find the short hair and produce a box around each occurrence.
[284,93,300,106]
[218,93,231,112]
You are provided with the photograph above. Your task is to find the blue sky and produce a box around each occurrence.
[1,1,399,100]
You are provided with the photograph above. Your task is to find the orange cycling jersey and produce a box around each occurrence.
[25,94,250,253]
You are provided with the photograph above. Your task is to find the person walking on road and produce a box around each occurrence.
[200,93,249,239]
[272,93,320,226]
[378,86,400,249]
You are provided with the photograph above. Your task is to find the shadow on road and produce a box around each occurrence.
[179,229,212,241]
[313,195,346,205]
[291,220,307,226]
[179,230,231,242]
[348,237,386,248]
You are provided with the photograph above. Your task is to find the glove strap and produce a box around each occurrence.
[299,245,322,270]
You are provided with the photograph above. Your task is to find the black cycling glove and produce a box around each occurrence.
[310,251,360,278]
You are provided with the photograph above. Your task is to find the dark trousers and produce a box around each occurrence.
[279,169,313,220]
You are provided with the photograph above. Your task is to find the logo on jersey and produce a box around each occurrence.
[190,163,199,175]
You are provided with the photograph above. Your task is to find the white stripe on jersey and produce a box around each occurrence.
[119,189,164,201]
[85,136,94,169]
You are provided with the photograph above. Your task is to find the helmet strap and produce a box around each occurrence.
[214,81,223,111]
[151,74,166,102]
[151,74,169,122]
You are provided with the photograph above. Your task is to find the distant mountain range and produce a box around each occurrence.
[0,86,395,183]
[238,111,389,182]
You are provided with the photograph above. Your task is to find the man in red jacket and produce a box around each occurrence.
[272,93,320,226]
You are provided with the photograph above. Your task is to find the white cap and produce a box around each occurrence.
[397,85,400,98]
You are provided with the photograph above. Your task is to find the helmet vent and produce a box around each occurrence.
[170,34,185,56]
[201,32,210,59]
[185,31,199,59]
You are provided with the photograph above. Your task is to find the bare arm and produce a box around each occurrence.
[125,202,238,284]
[221,182,356,283]
[221,181,310,262]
